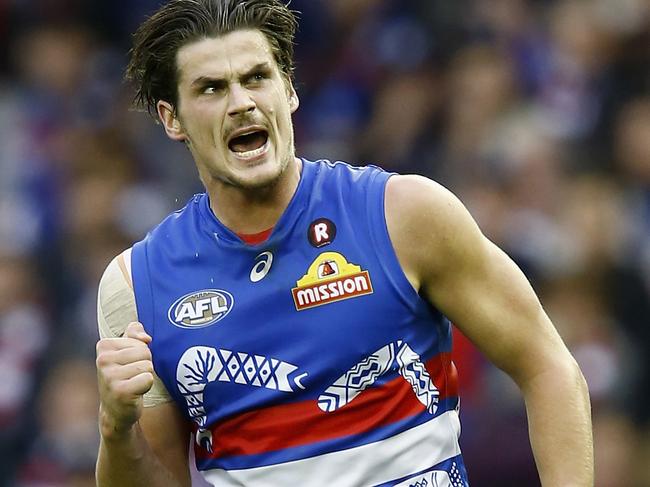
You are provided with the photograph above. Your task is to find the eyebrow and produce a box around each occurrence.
[190,62,273,89]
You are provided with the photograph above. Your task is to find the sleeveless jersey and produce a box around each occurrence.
[131,159,470,486]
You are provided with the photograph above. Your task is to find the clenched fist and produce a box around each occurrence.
[96,322,154,440]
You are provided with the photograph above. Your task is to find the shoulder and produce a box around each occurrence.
[142,193,207,242]
[385,174,487,288]
[385,174,462,221]
[311,158,387,183]
[385,174,482,248]
[97,248,137,339]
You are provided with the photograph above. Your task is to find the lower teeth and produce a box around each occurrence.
[235,143,267,158]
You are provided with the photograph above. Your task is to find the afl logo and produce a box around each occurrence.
[168,290,234,329]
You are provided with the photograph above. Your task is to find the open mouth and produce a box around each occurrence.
[228,129,269,158]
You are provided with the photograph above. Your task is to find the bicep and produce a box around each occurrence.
[386,175,570,384]
[139,402,192,487]
[425,233,567,383]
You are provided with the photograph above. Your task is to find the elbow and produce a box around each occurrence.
[517,348,591,402]
[567,354,591,404]
[549,353,592,411]
[555,350,589,389]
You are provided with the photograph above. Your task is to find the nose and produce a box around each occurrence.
[227,83,255,117]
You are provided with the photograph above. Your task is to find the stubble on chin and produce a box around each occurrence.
[200,151,293,195]
[231,152,293,192]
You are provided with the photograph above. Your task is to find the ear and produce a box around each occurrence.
[287,83,299,113]
[156,100,187,142]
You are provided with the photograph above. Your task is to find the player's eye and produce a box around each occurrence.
[202,85,219,94]
[247,71,269,84]
[200,81,226,95]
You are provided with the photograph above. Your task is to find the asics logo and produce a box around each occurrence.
[250,251,273,282]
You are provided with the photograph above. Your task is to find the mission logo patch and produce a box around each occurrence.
[291,252,373,311]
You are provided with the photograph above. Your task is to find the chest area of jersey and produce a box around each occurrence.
[160,238,392,363]
[169,249,374,329]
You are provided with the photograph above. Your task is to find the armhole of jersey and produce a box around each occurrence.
[366,171,423,313]
[131,240,155,341]
[117,248,133,291]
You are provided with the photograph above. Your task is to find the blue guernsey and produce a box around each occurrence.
[131,159,469,486]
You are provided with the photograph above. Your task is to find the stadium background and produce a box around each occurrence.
[0,0,648,485]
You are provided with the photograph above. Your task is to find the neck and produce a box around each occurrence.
[205,157,302,234]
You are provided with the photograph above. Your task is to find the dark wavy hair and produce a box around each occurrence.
[125,0,298,117]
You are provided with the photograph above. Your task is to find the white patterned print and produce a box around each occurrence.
[395,342,439,414]
[176,346,307,453]
[318,340,439,414]
[317,341,396,412]
[394,462,467,487]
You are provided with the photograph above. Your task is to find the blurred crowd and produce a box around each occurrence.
[0,0,648,485]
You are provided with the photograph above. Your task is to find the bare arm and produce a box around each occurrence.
[385,175,593,486]
[96,323,192,487]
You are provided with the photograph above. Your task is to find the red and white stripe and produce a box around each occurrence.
[202,409,462,487]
